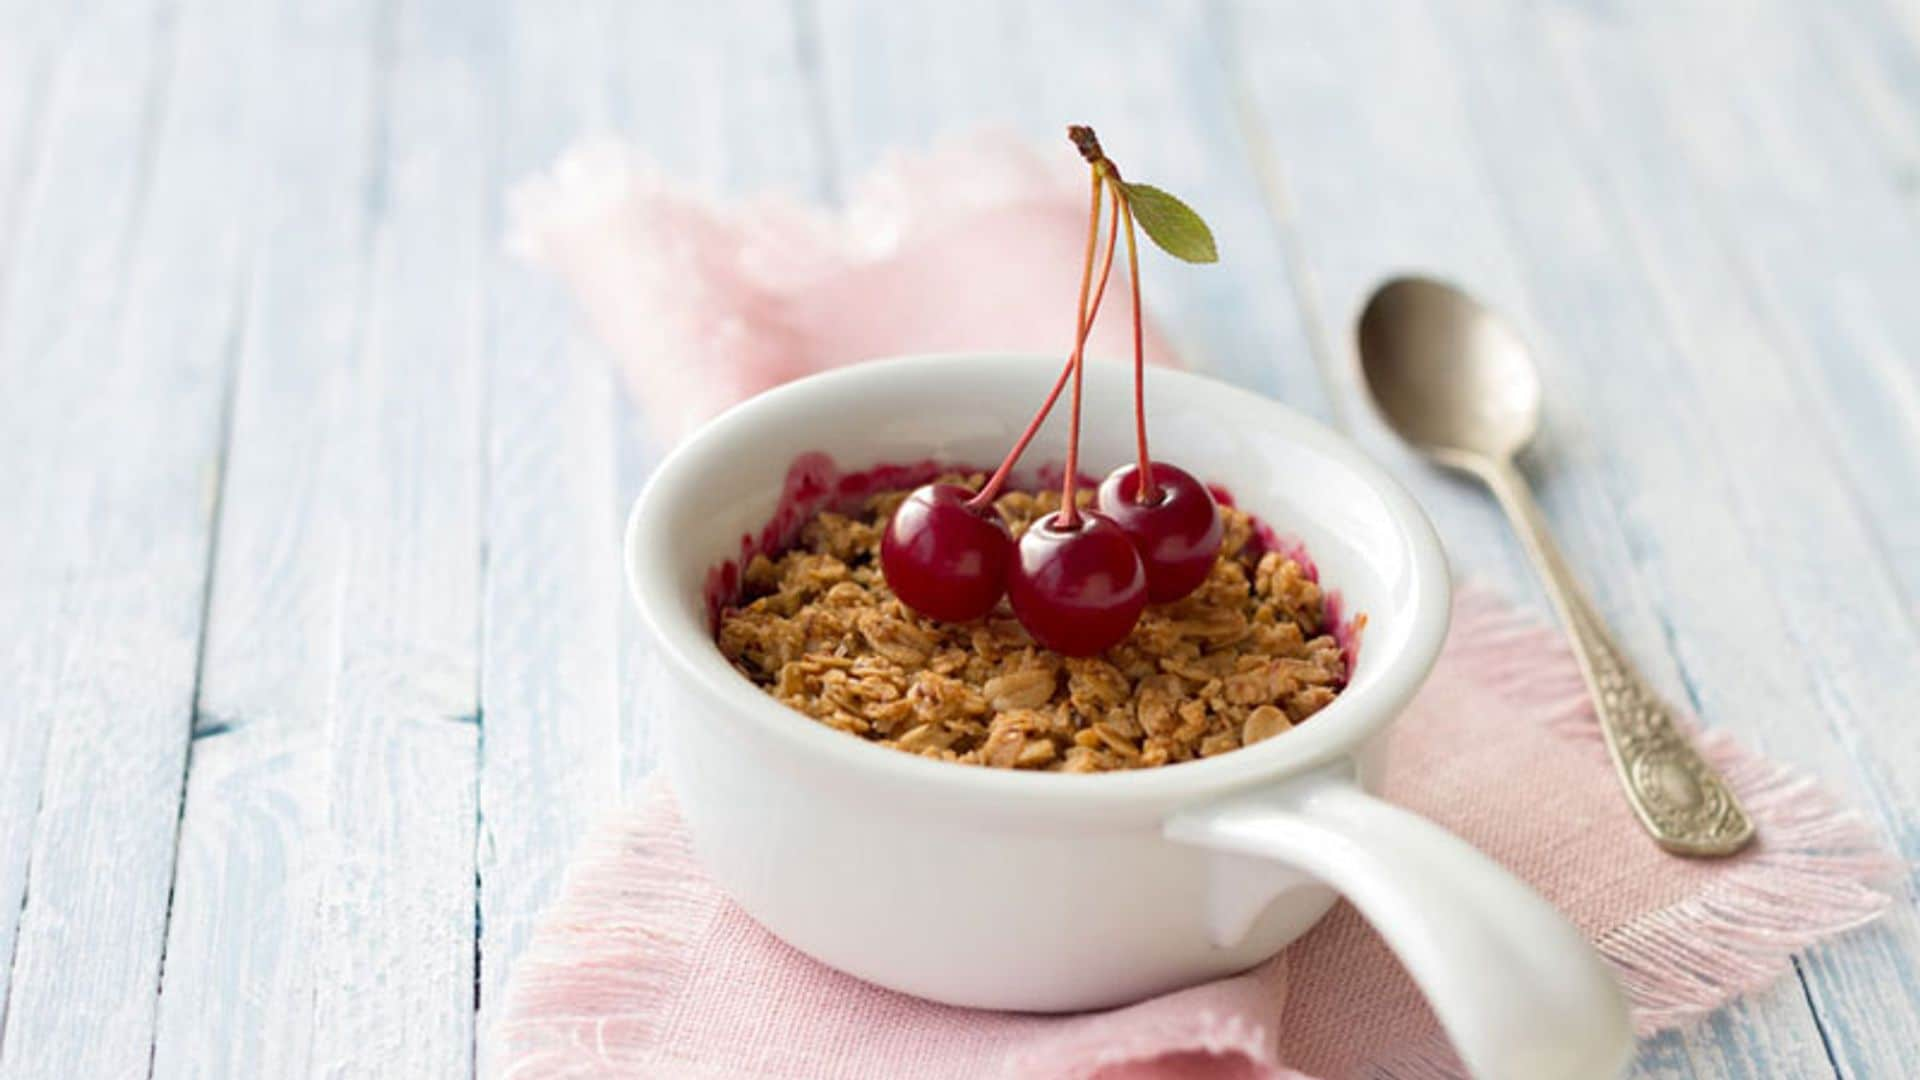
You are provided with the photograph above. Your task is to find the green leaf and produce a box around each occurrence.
[1120,181,1218,263]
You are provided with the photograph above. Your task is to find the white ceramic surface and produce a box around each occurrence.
[627,354,1631,1080]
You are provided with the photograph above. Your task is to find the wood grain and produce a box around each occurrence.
[0,0,240,1074]
[148,0,386,1068]
[302,0,490,1069]
[152,0,486,1073]
[1,2,1917,1076]
[1742,0,1920,611]
[473,0,624,1033]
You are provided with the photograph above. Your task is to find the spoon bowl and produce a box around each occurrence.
[1357,276,1541,465]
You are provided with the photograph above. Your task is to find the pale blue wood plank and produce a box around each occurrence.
[1724,0,1920,615]
[610,1,833,202]
[155,0,490,1072]
[473,0,625,1033]
[1814,0,1920,213]
[152,0,388,1065]
[0,2,70,328]
[0,0,77,1040]
[187,0,388,729]
[0,0,249,1073]
[302,0,491,1068]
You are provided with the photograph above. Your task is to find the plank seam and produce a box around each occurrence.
[469,11,509,1053]
[287,0,401,1061]
[1,0,186,1062]
[0,798,33,1062]
[1793,956,1845,1079]
[144,222,254,1080]
[472,704,487,1033]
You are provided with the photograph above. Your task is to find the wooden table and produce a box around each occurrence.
[3,1,1917,1076]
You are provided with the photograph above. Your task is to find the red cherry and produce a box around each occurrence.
[1007,511,1148,656]
[880,484,1013,622]
[1096,463,1223,603]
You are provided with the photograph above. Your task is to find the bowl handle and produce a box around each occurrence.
[1165,764,1631,1080]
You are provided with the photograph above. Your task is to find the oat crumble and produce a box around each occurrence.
[715,476,1350,772]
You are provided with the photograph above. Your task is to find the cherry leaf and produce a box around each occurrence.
[1120,182,1218,263]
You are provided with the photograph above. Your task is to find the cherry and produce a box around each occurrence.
[880,147,1119,627]
[1080,127,1221,605]
[1007,511,1148,656]
[880,484,1014,623]
[1097,463,1222,603]
[1001,164,1144,656]
[880,125,1220,644]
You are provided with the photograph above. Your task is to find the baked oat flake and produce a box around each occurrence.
[717,478,1350,773]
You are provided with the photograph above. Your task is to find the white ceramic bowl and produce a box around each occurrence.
[627,355,1630,1080]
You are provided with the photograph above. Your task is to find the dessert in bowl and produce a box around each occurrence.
[627,354,1631,1080]
[717,474,1351,772]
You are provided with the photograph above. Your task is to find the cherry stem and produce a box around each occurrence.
[968,172,1120,510]
[1110,176,1156,504]
[1056,166,1105,530]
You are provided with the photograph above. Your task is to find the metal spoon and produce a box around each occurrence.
[1356,276,1754,857]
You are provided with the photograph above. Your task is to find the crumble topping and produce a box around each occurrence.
[715,476,1350,772]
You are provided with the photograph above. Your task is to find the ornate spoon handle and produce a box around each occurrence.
[1479,459,1754,857]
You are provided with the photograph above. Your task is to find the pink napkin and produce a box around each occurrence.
[492,134,1896,1079]
[509,133,1176,443]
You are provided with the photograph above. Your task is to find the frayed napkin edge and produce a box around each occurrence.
[1445,587,1903,1037]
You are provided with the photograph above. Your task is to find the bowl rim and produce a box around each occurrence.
[627,353,1451,818]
